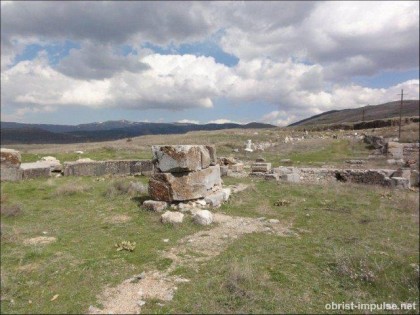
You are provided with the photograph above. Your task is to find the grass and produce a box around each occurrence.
[0,176,202,314]
[142,178,419,314]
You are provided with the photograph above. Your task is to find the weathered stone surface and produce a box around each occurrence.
[218,157,236,165]
[131,160,155,176]
[265,173,279,181]
[410,170,419,187]
[149,165,221,202]
[251,162,271,173]
[0,167,22,181]
[256,158,266,162]
[363,135,386,150]
[387,142,403,159]
[37,157,63,172]
[193,210,213,225]
[64,160,105,176]
[161,211,184,224]
[152,145,216,173]
[64,160,140,176]
[273,167,294,176]
[20,163,51,179]
[204,190,225,207]
[220,165,229,177]
[1,148,21,168]
[281,173,300,183]
[143,200,168,212]
[206,145,217,166]
[222,188,231,201]
[230,163,244,172]
[390,177,409,189]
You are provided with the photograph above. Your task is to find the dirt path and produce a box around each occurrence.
[88,213,295,314]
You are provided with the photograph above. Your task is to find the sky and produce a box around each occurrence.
[1,1,419,126]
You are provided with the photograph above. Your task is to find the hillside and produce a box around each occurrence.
[0,121,275,144]
[289,100,419,127]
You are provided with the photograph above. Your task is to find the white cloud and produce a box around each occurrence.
[207,119,239,124]
[177,119,199,124]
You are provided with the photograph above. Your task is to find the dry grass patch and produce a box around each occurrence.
[23,236,57,246]
[54,182,90,196]
[0,204,23,217]
[105,214,132,224]
[105,180,147,198]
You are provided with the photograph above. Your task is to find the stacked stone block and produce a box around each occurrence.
[149,145,222,202]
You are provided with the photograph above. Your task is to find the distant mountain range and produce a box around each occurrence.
[289,100,419,127]
[0,120,275,144]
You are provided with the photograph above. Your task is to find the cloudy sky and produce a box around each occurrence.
[1,1,419,126]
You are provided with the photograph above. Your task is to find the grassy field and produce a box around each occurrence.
[1,123,419,314]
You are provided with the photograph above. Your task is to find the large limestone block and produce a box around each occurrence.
[251,162,272,173]
[0,167,22,181]
[20,162,52,179]
[387,142,403,159]
[1,148,21,168]
[149,165,221,202]
[152,145,216,173]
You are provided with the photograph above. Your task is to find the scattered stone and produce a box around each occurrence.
[196,199,207,206]
[281,173,300,183]
[345,160,365,164]
[268,219,280,224]
[219,165,229,177]
[163,239,169,243]
[251,162,272,173]
[264,173,279,181]
[137,300,146,307]
[204,190,225,207]
[280,159,292,164]
[222,188,231,201]
[255,157,266,162]
[193,210,213,225]
[230,163,244,172]
[161,211,184,224]
[20,162,52,179]
[390,177,409,190]
[387,141,403,159]
[143,200,168,212]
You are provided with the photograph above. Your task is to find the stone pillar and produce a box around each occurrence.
[0,148,22,181]
[149,145,221,202]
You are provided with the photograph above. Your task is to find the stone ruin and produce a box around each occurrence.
[143,145,233,225]
[148,145,225,205]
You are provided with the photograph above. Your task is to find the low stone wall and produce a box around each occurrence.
[63,160,154,177]
[268,166,415,189]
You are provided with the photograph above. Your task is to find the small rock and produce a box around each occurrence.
[257,217,266,221]
[193,210,213,225]
[163,239,169,243]
[196,199,207,206]
[268,219,279,224]
[143,200,168,212]
[161,211,184,224]
[222,188,231,201]
[137,300,146,307]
